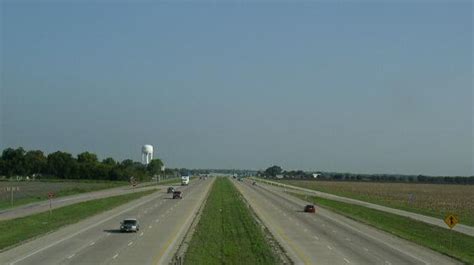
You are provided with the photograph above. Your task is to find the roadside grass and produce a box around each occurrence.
[0,189,156,251]
[277,179,474,226]
[185,178,278,265]
[0,181,128,211]
[290,192,474,265]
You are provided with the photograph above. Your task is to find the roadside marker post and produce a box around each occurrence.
[48,192,54,216]
[444,214,459,250]
[5,187,20,206]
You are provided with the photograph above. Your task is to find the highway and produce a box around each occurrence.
[0,178,214,265]
[233,179,461,265]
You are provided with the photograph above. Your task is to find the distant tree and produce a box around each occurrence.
[24,150,47,175]
[147,159,164,175]
[1,147,26,176]
[77,152,98,164]
[264,165,283,177]
[102,157,117,166]
[47,151,77,178]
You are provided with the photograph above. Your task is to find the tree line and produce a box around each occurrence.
[0,147,172,182]
[258,165,474,185]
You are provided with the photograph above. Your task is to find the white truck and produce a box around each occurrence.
[181,175,190,186]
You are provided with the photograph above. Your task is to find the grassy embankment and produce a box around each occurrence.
[0,189,156,251]
[185,177,278,265]
[0,181,128,210]
[291,192,474,265]
[278,179,474,226]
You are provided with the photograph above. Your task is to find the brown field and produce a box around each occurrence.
[0,180,126,210]
[279,180,474,226]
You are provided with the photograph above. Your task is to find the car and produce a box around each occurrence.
[252,181,256,185]
[173,190,183,199]
[167,187,175,193]
[120,218,140,232]
[304,205,316,213]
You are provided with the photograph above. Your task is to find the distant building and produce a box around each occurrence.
[313,173,320,179]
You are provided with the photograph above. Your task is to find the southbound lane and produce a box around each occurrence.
[233,179,460,265]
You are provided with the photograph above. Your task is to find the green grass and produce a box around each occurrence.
[0,181,127,211]
[290,192,474,265]
[185,178,278,265]
[0,189,156,251]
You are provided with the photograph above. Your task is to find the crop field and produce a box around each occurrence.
[184,177,278,265]
[279,180,474,226]
[0,181,126,210]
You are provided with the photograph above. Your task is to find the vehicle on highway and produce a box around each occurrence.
[173,190,183,199]
[252,181,256,185]
[304,205,316,213]
[120,218,140,232]
[181,175,190,186]
[167,187,175,193]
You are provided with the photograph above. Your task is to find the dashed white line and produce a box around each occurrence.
[344,258,350,263]
[140,232,144,236]
[128,241,133,246]
[327,245,333,250]
[113,253,119,259]
[363,248,369,252]
[149,225,152,229]
[313,235,319,240]
[155,219,159,223]
[385,261,392,265]
[89,242,95,246]
[67,254,75,259]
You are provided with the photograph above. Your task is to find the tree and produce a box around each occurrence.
[47,151,77,178]
[1,147,26,176]
[77,152,98,164]
[102,157,117,166]
[147,159,164,175]
[24,150,47,175]
[264,165,282,177]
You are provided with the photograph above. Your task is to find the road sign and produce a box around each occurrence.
[48,192,54,199]
[444,214,459,229]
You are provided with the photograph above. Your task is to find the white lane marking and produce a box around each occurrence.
[327,245,333,250]
[149,225,152,229]
[144,210,148,214]
[313,235,319,240]
[89,241,95,246]
[155,219,159,223]
[332,230,337,233]
[113,253,119,259]
[128,241,133,246]
[344,258,350,263]
[345,237,351,241]
[385,261,392,265]
[140,232,144,236]
[364,248,369,252]
[67,254,75,259]
[303,228,308,232]
[106,233,111,237]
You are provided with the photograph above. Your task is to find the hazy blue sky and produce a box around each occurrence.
[1,1,472,175]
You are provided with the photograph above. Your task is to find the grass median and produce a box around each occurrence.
[0,189,157,251]
[290,192,474,265]
[185,177,278,265]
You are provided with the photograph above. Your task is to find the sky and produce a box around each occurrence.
[0,1,472,176]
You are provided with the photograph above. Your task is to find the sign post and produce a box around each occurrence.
[6,187,19,207]
[48,192,54,216]
[444,214,459,250]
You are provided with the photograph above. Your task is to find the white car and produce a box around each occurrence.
[120,218,140,232]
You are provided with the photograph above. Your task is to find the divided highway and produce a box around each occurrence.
[0,178,214,265]
[234,179,461,265]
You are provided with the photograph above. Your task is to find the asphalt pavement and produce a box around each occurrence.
[0,178,214,265]
[234,179,461,265]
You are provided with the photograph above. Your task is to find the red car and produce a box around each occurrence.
[304,204,316,213]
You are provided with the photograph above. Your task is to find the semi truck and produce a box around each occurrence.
[181,175,190,186]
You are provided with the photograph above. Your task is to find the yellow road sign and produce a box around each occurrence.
[444,214,459,229]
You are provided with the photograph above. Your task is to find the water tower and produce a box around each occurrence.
[142,145,154,165]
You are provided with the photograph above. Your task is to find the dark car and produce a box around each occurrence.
[167,187,175,193]
[120,218,140,232]
[304,205,316,213]
[173,191,183,199]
